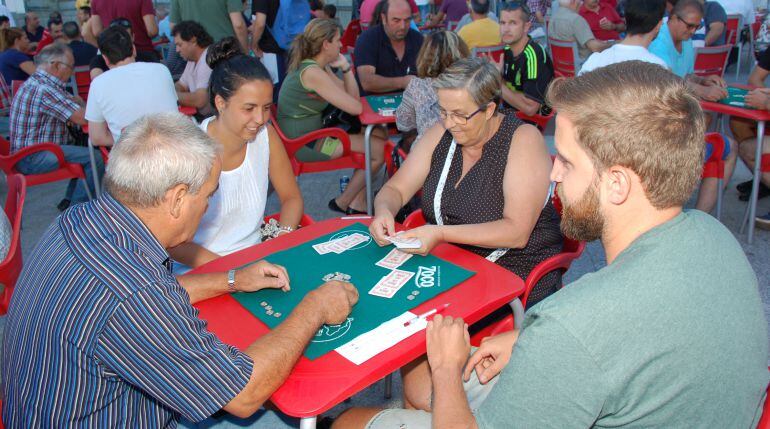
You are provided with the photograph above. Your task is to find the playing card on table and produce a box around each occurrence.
[386,233,422,250]
[335,233,368,251]
[368,269,414,298]
[376,248,413,269]
[312,237,347,254]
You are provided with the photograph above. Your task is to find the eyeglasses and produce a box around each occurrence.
[438,105,487,125]
[109,18,132,29]
[674,13,703,30]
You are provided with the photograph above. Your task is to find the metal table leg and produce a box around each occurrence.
[364,124,374,215]
[299,416,317,429]
[740,120,764,243]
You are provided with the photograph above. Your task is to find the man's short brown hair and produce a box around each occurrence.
[547,61,705,209]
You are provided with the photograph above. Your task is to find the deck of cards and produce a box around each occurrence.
[369,269,415,298]
[386,233,422,250]
[313,233,368,255]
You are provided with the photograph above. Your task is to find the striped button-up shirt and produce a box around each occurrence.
[9,69,80,153]
[1,193,253,427]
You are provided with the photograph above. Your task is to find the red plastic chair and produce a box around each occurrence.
[10,80,23,99]
[725,14,745,78]
[340,19,362,54]
[515,111,554,132]
[694,45,732,78]
[758,369,770,429]
[702,132,726,220]
[384,139,408,177]
[270,105,367,176]
[0,136,92,200]
[263,212,315,228]
[68,65,91,101]
[472,44,506,62]
[0,174,25,315]
[548,37,580,77]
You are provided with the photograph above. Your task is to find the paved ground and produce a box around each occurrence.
[1,64,769,427]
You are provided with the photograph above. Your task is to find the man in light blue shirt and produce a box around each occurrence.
[649,0,727,102]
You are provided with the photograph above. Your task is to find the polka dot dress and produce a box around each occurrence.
[422,113,564,308]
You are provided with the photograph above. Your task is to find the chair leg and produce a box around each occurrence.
[716,177,723,221]
[299,416,317,429]
[384,373,393,399]
[740,195,751,233]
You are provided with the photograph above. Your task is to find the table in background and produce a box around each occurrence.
[359,95,402,214]
[191,218,524,429]
[702,84,770,243]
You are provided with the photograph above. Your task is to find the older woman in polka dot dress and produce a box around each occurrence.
[369,56,563,412]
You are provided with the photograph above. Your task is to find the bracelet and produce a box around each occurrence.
[276,225,294,235]
[341,66,351,74]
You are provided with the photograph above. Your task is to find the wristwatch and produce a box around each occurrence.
[227,269,236,293]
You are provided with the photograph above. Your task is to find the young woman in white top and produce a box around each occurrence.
[170,37,304,269]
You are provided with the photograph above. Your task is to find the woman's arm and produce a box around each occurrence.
[437,124,552,249]
[302,62,363,116]
[19,60,35,76]
[168,241,221,269]
[266,124,303,230]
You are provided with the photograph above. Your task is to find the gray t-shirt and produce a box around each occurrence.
[548,7,595,59]
[476,210,769,428]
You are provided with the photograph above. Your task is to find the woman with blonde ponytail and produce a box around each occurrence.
[277,18,387,215]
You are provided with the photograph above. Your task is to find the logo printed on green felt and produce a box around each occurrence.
[328,229,373,251]
[313,317,354,343]
[415,265,439,288]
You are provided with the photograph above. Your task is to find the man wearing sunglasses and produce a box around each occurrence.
[649,0,727,102]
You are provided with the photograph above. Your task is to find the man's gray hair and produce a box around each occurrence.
[104,112,221,208]
[34,43,72,67]
[432,57,501,107]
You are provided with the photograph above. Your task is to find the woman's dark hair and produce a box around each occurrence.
[370,0,388,26]
[206,37,273,110]
[0,28,25,52]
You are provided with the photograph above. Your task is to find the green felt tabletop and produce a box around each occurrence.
[366,94,403,113]
[231,223,475,360]
[718,87,754,109]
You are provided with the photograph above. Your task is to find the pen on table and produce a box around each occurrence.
[403,303,451,327]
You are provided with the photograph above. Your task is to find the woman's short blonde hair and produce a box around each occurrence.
[547,61,705,209]
[416,31,470,79]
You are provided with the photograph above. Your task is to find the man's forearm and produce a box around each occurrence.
[361,74,406,93]
[431,367,478,429]
[240,298,326,407]
[252,24,265,50]
[501,85,540,116]
[176,271,230,303]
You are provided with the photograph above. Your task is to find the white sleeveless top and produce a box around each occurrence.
[193,117,270,256]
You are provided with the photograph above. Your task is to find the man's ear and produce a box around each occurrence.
[604,165,632,206]
[166,183,189,219]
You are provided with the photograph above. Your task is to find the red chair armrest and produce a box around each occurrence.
[6,143,68,169]
[281,127,354,159]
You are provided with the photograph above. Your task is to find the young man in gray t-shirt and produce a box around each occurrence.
[334,61,768,429]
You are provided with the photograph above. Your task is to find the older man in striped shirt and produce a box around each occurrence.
[1,112,359,427]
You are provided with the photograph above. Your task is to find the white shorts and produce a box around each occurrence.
[364,361,499,429]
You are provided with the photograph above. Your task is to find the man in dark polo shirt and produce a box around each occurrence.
[354,0,423,94]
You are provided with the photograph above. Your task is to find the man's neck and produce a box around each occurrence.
[509,35,529,55]
[620,33,653,48]
[129,206,176,250]
[26,24,36,33]
[109,57,136,70]
[470,12,486,21]
[602,205,682,264]
[190,46,205,62]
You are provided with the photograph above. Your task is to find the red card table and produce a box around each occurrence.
[190,218,525,429]
[701,86,770,243]
[359,96,398,215]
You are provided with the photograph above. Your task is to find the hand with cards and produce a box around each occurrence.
[388,225,443,256]
[369,211,396,246]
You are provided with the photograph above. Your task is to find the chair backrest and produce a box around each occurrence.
[758,371,770,429]
[702,132,726,179]
[548,37,580,77]
[70,65,91,101]
[515,111,554,132]
[725,14,744,46]
[10,80,23,99]
[472,44,506,62]
[0,135,11,157]
[0,174,26,315]
[694,44,731,78]
[341,19,362,54]
[0,74,10,116]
